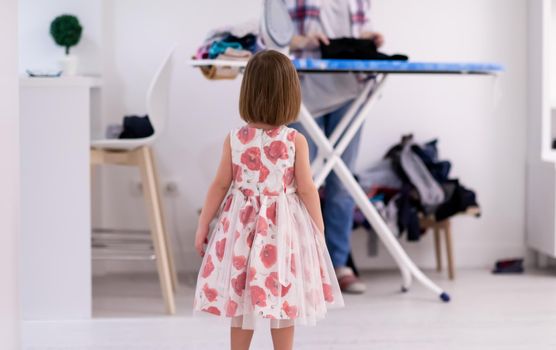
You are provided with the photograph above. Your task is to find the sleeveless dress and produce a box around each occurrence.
[193,125,344,329]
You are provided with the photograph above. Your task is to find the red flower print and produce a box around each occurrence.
[248,267,257,282]
[256,216,268,236]
[226,299,238,317]
[231,271,247,296]
[237,126,256,144]
[203,283,218,302]
[287,130,296,142]
[263,188,279,196]
[223,194,234,212]
[281,283,291,297]
[240,205,255,225]
[265,272,291,297]
[215,238,226,262]
[232,255,247,270]
[283,167,295,187]
[260,244,277,269]
[263,141,288,164]
[282,301,298,318]
[234,230,240,240]
[232,163,243,182]
[259,165,270,182]
[250,285,267,307]
[241,188,254,197]
[290,254,296,276]
[240,147,261,171]
[246,229,255,248]
[265,127,281,137]
[221,217,230,233]
[202,306,221,316]
[266,202,277,226]
[265,272,280,296]
[322,283,334,302]
[201,254,215,278]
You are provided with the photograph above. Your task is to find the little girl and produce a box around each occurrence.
[193,50,344,350]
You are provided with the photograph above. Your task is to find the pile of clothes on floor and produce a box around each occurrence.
[194,21,263,80]
[355,134,480,247]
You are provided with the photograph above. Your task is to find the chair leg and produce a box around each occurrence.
[147,147,179,292]
[433,224,442,272]
[137,146,176,315]
[443,220,455,280]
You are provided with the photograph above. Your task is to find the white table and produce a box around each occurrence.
[189,58,502,302]
[20,76,101,320]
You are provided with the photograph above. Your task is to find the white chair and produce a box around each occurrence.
[91,46,178,315]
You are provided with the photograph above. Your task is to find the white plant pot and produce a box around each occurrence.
[60,54,78,76]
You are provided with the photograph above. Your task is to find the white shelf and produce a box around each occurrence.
[20,76,102,88]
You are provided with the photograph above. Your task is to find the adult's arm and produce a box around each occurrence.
[290,32,330,51]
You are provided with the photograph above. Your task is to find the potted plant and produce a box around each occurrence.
[50,14,83,76]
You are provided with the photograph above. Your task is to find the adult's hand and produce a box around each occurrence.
[361,31,385,48]
[290,32,330,51]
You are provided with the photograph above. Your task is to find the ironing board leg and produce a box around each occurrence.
[314,76,388,187]
[311,79,376,177]
[299,96,450,302]
[332,155,447,300]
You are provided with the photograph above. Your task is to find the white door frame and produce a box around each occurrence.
[0,0,20,348]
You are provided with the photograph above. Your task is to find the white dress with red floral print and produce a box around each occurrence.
[193,125,344,329]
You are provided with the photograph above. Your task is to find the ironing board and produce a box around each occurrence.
[189,58,503,302]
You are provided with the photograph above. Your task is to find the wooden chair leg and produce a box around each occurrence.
[443,220,455,280]
[433,224,442,272]
[147,147,179,292]
[137,146,176,315]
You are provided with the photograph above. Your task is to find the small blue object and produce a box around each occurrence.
[292,59,503,75]
[208,41,243,59]
[440,292,451,302]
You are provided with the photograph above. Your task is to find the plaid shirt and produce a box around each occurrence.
[285,0,372,37]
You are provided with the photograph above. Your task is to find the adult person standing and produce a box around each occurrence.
[286,0,383,294]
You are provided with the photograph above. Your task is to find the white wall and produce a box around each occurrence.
[18,0,102,75]
[0,0,20,348]
[95,0,527,274]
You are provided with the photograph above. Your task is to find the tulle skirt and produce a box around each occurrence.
[193,188,344,329]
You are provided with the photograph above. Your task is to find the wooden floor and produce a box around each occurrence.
[22,269,556,349]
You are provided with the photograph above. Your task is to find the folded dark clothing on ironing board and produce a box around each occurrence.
[320,38,409,61]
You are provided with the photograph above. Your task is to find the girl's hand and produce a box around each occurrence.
[291,33,330,51]
[194,225,209,257]
[361,31,385,48]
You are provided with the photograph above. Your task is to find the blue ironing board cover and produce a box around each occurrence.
[293,59,503,74]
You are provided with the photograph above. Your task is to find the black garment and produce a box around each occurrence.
[320,38,409,61]
[435,180,479,221]
[119,115,154,139]
[223,34,258,52]
[395,185,422,241]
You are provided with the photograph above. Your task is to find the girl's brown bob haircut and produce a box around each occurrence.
[239,50,301,126]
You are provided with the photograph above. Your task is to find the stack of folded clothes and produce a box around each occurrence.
[194,21,263,80]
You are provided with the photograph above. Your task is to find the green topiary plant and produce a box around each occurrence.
[50,14,82,55]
